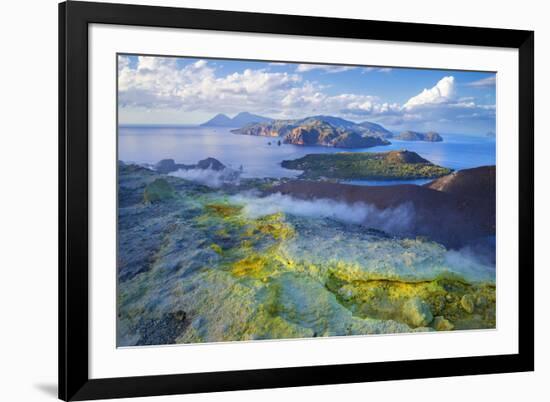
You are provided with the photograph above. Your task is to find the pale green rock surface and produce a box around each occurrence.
[117,164,495,346]
[277,216,495,285]
[402,297,433,327]
[461,294,476,314]
[143,178,176,203]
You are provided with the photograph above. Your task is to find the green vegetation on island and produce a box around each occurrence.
[281,150,453,180]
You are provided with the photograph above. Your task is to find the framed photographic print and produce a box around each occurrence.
[59,1,534,400]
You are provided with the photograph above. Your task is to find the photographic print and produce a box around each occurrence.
[116,55,497,347]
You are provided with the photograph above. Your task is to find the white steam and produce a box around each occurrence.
[230,192,414,234]
[444,242,496,282]
[169,167,240,188]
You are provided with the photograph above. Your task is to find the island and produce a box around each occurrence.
[281,150,452,180]
[395,131,443,142]
[231,115,392,148]
[201,111,272,127]
[283,120,390,148]
[358,121,394,138]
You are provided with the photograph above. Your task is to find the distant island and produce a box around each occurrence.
[201,112,272,127]
[395,131,443,142]
[231,115,392,149]
[202,113,450,148]
[281,150,452,180]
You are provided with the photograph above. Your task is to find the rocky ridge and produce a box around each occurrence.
[232,116,393,148]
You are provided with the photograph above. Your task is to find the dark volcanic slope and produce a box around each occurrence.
[424,165,495,201]
[269,180,495,249]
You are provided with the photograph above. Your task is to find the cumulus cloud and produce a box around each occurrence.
[118,56,303,113]
[340,95,401,117]
[118,55,400,120]
[118,56,495,132]
[118,55,131,71]
[396,76,495,130]
[404,76,455,109]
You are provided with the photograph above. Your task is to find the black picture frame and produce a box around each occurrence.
[59,1,534,400]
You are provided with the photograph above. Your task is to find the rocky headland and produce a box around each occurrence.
[231,116,392,148]
[396,131,443,142]
[282,120,389,148]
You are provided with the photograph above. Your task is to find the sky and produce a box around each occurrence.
[118,54,496,135]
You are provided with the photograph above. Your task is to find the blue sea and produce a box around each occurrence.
[118,126,496,186]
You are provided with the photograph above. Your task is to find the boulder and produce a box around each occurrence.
[433,316,454,331]
[155,159,178,174]
[154,159,197,174]
[402,297,433,327]
[460,294,475,314]
[196,157,226,171]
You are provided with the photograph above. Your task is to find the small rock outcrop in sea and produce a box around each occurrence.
[154,159,192,174]
[196,157,225,171]
[402,297,433,327]
[396,131,443,142]
[154,157,226,174]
